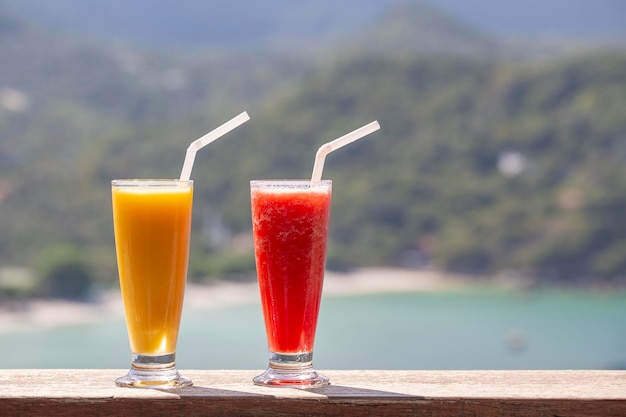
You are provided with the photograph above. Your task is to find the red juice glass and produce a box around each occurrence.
[250,180,332,388]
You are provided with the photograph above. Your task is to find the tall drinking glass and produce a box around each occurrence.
[111,179,193,388]
[250,180,332,388]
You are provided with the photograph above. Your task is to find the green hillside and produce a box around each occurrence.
[184,52,626,285]
[0,4,625,299]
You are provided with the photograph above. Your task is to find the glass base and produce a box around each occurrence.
[253,352,330,389]
[116,353,192,388]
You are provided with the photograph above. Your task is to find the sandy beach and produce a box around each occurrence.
[0,267,467,334]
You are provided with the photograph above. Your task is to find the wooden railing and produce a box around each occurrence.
[0,370,624,416]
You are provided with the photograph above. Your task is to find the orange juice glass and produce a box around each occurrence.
[112,179,193,388]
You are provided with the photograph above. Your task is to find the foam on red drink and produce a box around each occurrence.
[250,180,332,354]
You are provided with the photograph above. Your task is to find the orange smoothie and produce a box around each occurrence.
[112,180,193,355]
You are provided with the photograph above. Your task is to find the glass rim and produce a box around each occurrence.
[112,179,193,186]
[250,179,331,186]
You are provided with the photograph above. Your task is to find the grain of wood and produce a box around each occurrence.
[0,370,624,416]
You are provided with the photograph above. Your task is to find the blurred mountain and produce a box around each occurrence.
[0,0,408,48]
[343,3,498,57]
[0,1,625,298]
[1,0,624,49]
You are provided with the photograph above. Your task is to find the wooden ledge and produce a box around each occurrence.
[1,370,625,416]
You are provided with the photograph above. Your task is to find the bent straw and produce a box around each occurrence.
[310,120,380,183]
[179,111,250,181]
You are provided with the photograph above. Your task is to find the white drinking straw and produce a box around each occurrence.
[179,111,250,181]
[310,120,380,183]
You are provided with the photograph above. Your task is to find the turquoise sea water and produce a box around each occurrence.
[1,289,625,370]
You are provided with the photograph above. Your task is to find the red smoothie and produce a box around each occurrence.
[250,180,332,354]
